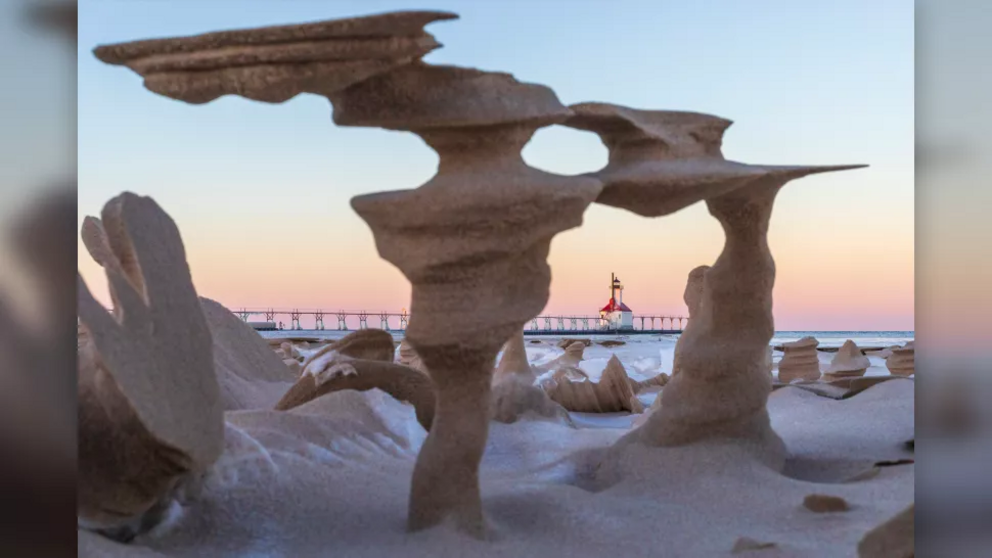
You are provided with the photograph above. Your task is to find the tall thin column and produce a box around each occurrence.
[333,63,602,535]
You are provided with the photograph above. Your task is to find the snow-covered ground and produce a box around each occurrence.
[80,335,915,557]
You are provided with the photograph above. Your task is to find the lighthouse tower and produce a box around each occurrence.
[599,273,634,330]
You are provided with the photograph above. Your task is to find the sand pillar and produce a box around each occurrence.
[337,64,601,535]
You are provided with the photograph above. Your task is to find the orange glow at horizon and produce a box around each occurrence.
[77,185,915,332]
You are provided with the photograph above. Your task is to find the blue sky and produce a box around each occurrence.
[76,0,914,329]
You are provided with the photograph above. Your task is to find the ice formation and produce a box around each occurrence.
[778,336,823,383]
[543,355,644,414]
[886,341,915,376]
[824,339,871,379]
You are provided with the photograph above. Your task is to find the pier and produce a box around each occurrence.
[232,308,685,334]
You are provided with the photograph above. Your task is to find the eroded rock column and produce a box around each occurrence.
[332,64,602,535]
[628,171,859,468]
[562,103,865,467]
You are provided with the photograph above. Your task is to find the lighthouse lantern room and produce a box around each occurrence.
[599,273,634,330]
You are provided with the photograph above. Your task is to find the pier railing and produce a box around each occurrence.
[231,308,686,333]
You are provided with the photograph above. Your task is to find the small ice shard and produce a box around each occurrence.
[803,494,851,513]
[778,337,822,383]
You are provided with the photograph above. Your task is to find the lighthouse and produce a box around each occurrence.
[599,273,634,330]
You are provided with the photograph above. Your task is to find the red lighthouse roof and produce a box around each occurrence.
[600,298,632,313]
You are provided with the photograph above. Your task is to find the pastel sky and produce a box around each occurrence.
[77,0,914,331]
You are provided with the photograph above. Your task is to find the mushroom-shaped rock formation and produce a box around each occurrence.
[778,336,823,383]
[82,215,295,411]
[77,193,223,540]
[561,103,865,217]
[536,340,587,372]
[491,329,570,424]
[672,265,709,376]
[397,338,429,374]
[274,360,435,431]
[336,63,603,535]
[824,339,871,379]
[886,341,915,376]
[543,355,644,414]
[617,154,865,469]
[92,10,457,104]
[302,329,396,376]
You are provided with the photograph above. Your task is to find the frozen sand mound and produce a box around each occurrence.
[778,336,822,383]
[824,339,871,379]
[80,377,913,558]
[199,297,298,411]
